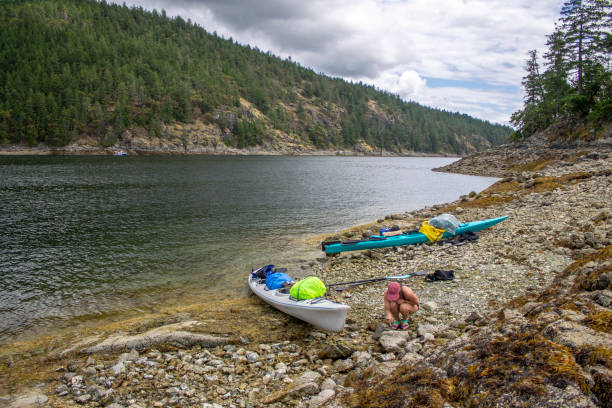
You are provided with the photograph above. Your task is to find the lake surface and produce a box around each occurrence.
[0,155,497,342]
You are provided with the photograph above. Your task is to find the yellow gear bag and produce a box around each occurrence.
[290,276,326,300]
[419,221,446,242]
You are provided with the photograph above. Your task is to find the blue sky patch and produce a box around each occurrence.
[425,77,520,94]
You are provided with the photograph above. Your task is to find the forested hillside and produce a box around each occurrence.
[0,0,512,154]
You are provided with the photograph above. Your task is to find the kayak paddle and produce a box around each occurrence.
[329,271,427,291]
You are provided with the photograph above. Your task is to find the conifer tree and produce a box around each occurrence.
[523,50,545,106]
[559,0,610,93]
[542,29,574,121]
[511,0,610,139]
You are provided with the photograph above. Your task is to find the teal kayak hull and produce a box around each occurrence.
[322,215,508,254]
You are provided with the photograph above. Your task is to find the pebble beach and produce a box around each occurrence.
[2,139,611,408]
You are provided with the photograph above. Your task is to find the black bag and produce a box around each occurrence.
[459,231,478,242]
[425,270,455,282]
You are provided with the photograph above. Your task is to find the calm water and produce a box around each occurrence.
[0,155,497,341]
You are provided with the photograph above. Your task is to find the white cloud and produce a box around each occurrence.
[115,0,564,124]
[377,70,427,98]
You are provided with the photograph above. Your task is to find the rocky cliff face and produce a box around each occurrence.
[1,93,507,157]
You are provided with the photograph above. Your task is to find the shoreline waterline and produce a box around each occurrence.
[0,144,461,158]
[0,155,497,345]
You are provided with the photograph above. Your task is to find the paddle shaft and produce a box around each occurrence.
[333,278,405,292]
[329,271,427,291]
[327,275,408,287]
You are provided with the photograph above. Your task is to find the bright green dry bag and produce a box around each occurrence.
[290,276,326,300]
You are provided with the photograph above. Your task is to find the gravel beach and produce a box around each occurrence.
[2,142,610,408]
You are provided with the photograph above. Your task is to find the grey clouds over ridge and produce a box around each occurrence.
[112,0,564,124]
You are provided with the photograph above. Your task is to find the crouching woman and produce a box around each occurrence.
[384,282,419,330]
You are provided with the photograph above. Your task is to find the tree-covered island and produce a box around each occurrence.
[0,0,512,155]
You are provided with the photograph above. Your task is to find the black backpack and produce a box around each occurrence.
[425,270,455,282]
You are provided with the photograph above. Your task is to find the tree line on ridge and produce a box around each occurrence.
[0,0,512,154]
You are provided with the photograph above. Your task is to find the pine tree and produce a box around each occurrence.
[559,0,611,93]
[512,0,610,139]
[542,29,573,114]
[522,50,545,106]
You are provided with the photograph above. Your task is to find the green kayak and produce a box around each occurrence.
[322,215,508,254]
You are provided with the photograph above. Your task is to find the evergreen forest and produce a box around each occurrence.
[511,0,611,140]
[0,0,512,154]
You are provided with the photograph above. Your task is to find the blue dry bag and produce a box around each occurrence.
[266,272,293,290]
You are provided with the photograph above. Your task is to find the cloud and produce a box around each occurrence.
[114,0,563,124]
[377,70,427,98]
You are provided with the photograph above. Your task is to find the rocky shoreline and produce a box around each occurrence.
[0,142,455,158]
[1,141,610,408]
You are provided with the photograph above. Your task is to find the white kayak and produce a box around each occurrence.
[248,269,350,332]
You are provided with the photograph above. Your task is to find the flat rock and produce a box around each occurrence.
[9,392,48,408]
[420,301,437,312]
[82,321,229,353]
[332,358,355,373]
[543,320,610,349]
[363,361,402,381]
[262,381,319,404]
[320,378,336,391]
[309,389,336,408]
[110,361,125,376]
[57,335,102,357]
[401,352,424,365]
[318,343,354,360]
[379,330,411,352]
[295,370,322,386]
[417,323,444,337]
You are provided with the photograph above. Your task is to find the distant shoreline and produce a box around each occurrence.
[0,144,459,158]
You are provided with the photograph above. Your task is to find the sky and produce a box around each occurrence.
[112,0,564,125]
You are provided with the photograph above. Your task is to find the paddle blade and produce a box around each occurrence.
[385,271,428,280]
[385,274,413,280]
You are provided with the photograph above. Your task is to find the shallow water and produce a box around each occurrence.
[0,155,498,341]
